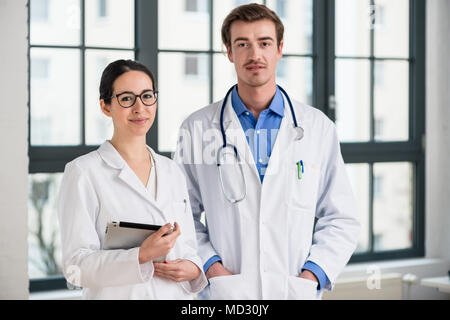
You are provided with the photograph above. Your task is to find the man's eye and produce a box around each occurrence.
[261,42,270,47]
[143,94,153,99]
[237,43,247,48]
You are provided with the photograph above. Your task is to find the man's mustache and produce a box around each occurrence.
[243,60,267,67]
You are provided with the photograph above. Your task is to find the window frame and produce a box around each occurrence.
[28,0,425,292]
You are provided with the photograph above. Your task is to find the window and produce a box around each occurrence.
[334,0,425,262]
[31,57,50,79]
[185,0,197,12]
[28,0,135,292]
[185,0,208,13]
[276,0,287,18]
[98,0,107,18]
[28,0,425,292]
[30,0,49,22]
[185,55,199,76]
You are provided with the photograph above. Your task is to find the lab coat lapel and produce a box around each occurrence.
[263,95,298,182]
[97,141,165,218]
[149,149,173,212]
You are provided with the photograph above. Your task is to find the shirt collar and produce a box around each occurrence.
[231,86,285,117]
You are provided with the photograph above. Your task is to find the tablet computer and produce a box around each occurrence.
[103,221,171,262]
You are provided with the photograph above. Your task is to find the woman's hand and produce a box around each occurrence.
[153,259,202,282]
[138,222,181,264]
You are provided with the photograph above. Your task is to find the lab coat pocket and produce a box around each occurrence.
[287,276,318,300]
[208,274,250,300]
[288,162,320,211]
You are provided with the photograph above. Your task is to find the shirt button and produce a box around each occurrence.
[259,159,263,163]
[256,130,260,134]
[246,112,250,116]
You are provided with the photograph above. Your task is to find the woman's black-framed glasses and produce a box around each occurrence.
[111,90,158,108]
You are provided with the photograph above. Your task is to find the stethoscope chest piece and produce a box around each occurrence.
[295,126,304,141]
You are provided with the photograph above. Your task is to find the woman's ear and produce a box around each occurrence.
[100,99,112,117]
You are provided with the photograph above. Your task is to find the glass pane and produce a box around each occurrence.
[213,53,237,102]
[158,52,210,152]
[85,0,135,48]
[346,163,370,253]
[30,48,81,145]
[335,59,370,142]
[335,0,370,57]
[265,0,313,54]
[276,57,312,105]
[28,173,64,279]
[159,0,210,50]
[213,0,264,51]
[85,50,135,145]
[374,60,409,141]
[374,0,409,58]
[30,0,81,46]
[373,162,413,251]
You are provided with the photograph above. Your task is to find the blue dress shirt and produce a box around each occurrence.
[231,86,284,183]
[203,87,329,291]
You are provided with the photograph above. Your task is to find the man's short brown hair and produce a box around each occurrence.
[221,3,284,49]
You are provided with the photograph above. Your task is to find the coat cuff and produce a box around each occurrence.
[138,260,154,282]
[180,256,208,294]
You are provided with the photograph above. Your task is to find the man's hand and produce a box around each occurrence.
[205,261,233,279]
[299,269,319,284]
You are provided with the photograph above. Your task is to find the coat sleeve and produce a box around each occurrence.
[172,123,220,267]
[57,161,152,289]
[305,120,361,291]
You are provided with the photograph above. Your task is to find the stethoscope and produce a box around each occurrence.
[217,84,304,203]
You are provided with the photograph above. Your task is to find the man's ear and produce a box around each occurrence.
[277,39,284,61]
[100,99,112,117]
[226,45,234,63]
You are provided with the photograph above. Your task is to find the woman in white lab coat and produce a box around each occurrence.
[57,59,207,299]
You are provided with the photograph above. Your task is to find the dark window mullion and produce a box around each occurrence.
[370,0,375,142]
[81,0,86,146]
[136,0,158,150]
[27,1,31,151]
[313,0,332,116]
[411,0,426,258]
[369,163,374,253]
[209,0,213,104]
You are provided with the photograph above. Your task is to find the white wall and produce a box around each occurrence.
[0,0,29,299]
[426,0,450,262]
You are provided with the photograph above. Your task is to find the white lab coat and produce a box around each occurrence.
[173,95,360,300]
[58,141,207,299]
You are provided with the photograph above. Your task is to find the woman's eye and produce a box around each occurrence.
[121,96,133,102]
[143,94,153,99]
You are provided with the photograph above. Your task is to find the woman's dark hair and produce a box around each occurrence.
[99,59,156,104]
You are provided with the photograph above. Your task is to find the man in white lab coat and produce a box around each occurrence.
[174,3,360,300]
